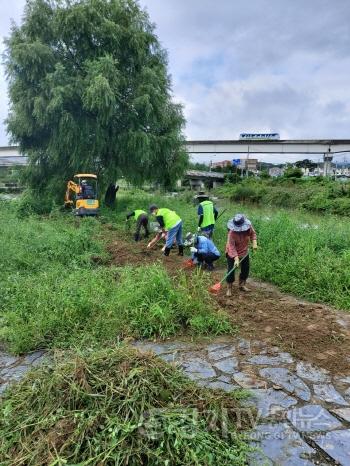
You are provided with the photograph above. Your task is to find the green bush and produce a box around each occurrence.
[14,189,58,216]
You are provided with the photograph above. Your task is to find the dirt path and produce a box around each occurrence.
[106,231,350,377]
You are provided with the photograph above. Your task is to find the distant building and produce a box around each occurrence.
[269,167,284,177]
[179,170,225,190]
[211,160,232,169]
[212,158,258,172]
[239,158,258,172]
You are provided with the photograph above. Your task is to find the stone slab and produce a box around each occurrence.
[246,388,298,418]
[23,351,46,365]
[133,341,192,355]
[207,345,235,361]
[260,367,311,401]
[237,338,251,355]
[217,375,231,383]
[213,357,239,374]
[331,407,350,423]
[2,365,32,381]
[233,371,266,389]
[198,379,239,392]
[287,405,343,433]
[311,429,350,465]
[296,362,331,383]
[248,422,316,466]
[206,343,228,352]
[181,357,216,380]
[0,353,18,368]
[247,353,294,366]
[0,383,9,396]
[313,384,349,406]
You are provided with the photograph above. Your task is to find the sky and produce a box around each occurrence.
[1,0,350,164]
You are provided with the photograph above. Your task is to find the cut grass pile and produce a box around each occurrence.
[0,346,252,466]
[1,264,233,354]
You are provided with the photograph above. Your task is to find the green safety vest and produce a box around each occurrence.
[134,209,146,221]
[157,208,181,230]
[200,200,215,228]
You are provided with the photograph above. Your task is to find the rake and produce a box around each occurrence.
[209,254,248,294]
[215,208,227,222]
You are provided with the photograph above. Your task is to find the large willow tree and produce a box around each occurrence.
[5,0,187,197]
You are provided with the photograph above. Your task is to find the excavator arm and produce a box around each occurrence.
[65,180,81,207]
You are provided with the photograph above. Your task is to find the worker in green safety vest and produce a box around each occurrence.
[197,195,218,238]
[149,205,184,256]
[126,209,150,241]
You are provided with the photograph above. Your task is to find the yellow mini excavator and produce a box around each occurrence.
[65,174,100,216]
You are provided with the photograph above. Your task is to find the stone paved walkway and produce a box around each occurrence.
[133,338,350,466]
[1,339,350,465]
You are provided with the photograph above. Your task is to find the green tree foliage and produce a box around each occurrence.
[295,159,318,169]
[283,165,303,179]
[5,0,187,198]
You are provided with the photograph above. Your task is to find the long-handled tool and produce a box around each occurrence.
[209,254,248,294]
[215,208,227,222]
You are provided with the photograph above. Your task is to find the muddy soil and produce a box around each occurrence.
[106,231,350,376]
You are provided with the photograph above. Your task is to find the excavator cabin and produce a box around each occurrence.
[65,174,100,216]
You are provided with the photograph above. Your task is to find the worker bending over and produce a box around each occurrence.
[197,195,218,238]
[126,209,149,242]
[189,233,220,271]
[149,205,183,256]
[226,213,257,296]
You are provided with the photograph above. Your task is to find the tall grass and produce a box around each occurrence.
[107,191,350,311]
[0,202,105,275]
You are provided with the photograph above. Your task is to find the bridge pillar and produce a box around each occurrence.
[323,150,333,177]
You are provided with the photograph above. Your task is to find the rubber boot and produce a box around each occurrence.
[239,279,250,292]
[163,247,171,257]
[226,283,233,297]
[178,245,184,256]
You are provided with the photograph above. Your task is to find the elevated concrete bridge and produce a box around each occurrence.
[2,140,350,174]
[185,139,350,155]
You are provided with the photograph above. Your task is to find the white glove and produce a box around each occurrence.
[234,256,240,268]
[190,247,198,253]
